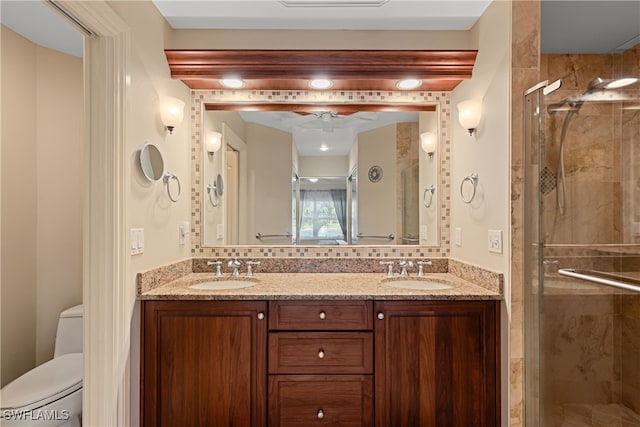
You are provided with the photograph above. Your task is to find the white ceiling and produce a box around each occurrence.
[151,0,492,31]
[2,1,638,59]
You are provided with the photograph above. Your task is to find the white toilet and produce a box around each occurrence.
[0,305,83,427]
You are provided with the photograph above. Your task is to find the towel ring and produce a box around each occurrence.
[163,173,181,203]
[207,184,219,207]
[460,173,478,204]
[423,185,436,208]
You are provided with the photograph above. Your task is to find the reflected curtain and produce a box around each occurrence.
[331,190,347,238]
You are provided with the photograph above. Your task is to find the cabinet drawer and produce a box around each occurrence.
[269,332,373,374]
[269,301,373,330]
[269,375,373,427]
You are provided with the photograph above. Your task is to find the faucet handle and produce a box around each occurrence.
[416,260,433,277]
[246,261,261,277]
[207,260,223,276]
[380,261,394,277]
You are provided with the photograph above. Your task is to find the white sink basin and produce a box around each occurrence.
[189,280,258,290]
[383,279,453,290]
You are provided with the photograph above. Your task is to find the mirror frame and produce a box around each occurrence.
[191,91,451,258]
[139,142,165,182]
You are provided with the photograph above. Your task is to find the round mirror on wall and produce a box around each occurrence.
[139,143,164,182]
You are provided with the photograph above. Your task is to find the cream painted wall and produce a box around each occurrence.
[1,26,83,385]
[357,124,397,244]
[449,3,512,426]
[450,0,511,275]
[35,46,83,365]
[246,123,294,245]
[1,26,38,387]
[170,29,471,50]
[298,156,349,177]
[104,2,193,425]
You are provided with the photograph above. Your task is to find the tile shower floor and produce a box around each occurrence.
[557,403,640,427]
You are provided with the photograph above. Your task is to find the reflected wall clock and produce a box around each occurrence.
[368,165,383,183]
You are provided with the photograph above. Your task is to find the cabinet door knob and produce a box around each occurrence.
[319,311,327,320]
[257,312,265,320]
[377,312,385,320]
[318,349,325,359]
[317,409,324,419]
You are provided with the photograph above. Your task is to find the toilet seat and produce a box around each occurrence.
[0,353,82,413]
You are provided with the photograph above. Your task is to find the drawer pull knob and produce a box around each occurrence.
[319,311,327,320]
[318,349,325,359]
[257,312,265,320]
[317,409,324,419]
[377,312,385,320]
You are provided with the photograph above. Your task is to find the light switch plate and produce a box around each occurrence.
[420,225,427,241]
[488,229,502,253]
[217,224,224,240]
[130,228,144,255]
[454,227,462,246]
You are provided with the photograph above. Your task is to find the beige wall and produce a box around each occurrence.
[246,123,294,245]
[1,26,83,386]
[169,29,471,50]
[105,2,193,425]
[1,25,39,386]
[298,156,349,177]
[357,124,397,244]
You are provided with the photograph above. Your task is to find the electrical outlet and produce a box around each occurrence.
[488,229,502,253]
[179,221,190,245]
[454,227,462,246]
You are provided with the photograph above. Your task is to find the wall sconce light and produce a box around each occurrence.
[206,131,222,159]
[159,96,185,134]
[420,131,437,159]
[457,99,482,136]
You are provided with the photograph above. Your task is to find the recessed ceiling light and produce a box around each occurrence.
[396,79,422,90]
[309,78,333,90]
[220,78,245,89]
[308,178,319,183]
[320,143,329,151]
[605,77,638,89]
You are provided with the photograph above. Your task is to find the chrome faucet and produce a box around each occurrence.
[416,260,433,277]
[228,258,242,276]
[207,260,223,276]
[245,261,261,277]
[398,258,413,276]
[380,261,394,277]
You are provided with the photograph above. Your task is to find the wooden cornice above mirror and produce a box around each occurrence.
[165,49,477,91]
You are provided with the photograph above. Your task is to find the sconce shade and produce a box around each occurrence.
[420,132,437,158]
[160,96,185,134]
[457,99,481,135]
[206,131,222,156]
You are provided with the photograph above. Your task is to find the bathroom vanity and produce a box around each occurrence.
[139,271,500,427]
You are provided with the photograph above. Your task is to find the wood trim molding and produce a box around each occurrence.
[166,49,477,91]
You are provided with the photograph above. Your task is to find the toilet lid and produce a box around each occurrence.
[0,353,82,411]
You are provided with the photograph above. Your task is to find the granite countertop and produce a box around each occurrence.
[139,272,502,301]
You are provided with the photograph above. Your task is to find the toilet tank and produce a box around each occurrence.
[54,304,83,358]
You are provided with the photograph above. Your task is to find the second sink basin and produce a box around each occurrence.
[383,278,453,290]
[189,279,258,290]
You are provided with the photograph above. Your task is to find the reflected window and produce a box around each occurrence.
[299,190,347,241]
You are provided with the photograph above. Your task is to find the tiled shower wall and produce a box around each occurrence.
[537,43,640,423]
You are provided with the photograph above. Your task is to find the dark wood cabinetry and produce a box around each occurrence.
[268,301,374,427]
[141,300,267,427]
[141,299,499,427]
[374,300,500,427]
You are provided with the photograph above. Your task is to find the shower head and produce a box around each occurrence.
[547,76,638,113]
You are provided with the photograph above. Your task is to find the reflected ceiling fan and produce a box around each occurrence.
[283,111,377,132]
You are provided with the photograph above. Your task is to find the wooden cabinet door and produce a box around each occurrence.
[374,300,499,427]
[142,300,267,427]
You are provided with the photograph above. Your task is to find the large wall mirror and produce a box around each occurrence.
[200,104,442,247]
